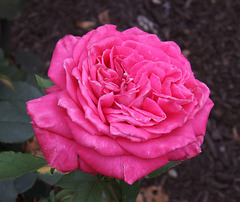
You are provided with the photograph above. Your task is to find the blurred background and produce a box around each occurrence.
[1,0,240,201]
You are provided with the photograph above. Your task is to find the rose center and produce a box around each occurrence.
[95,53,135,96]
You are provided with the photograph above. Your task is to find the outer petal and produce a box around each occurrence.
[190,98,214,136]
[168,136,202,161]
[75,145,168,184]
[32,124,97,174]
[48,35,80,89]
[33,122,168,185]
[117,120,198,159]
[26,92,73,139]
[120,98,214,161]
[122,27,165,50]
[45,85,61,94]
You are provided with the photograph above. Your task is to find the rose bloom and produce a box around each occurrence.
[27,25,213,184]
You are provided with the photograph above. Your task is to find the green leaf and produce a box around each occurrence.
[120,180,140,202]
[0,49,24,81]
[0,81,42,143]
[55,189,74,201]
[50,168,55,174]
[38,172,64,186]
[0,81,42,101]
[56,170,98,189]
[49,190,55,202]
[0,74,14,89]
[0,173,37,202]
[0,179,18,202]
[0,100,35,143]
[35,74,54,89]
[0,101,30,122]
[14,50,46,73]
[0,122,34,143]
[0,0,28,20]
[71,180,103,202]
[0,151,48,180]
[14,173,38,194]
[145,161,181,179]
[0,49,4,58]
[100,180,122,202]
[0,64,25,81]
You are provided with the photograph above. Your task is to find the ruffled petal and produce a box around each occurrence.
[122,40,170,62]
[66,119,128,156]
[110,122,153,141]
[57,91,99,135]
[142,109,187,134]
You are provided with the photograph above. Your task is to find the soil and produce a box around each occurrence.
[11,0,240,201]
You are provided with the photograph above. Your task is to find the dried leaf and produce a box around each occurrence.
[182,49,191,57]
[22,136,44,158]
[152,0,162,5]
[136,186,169,202]
[98,10,111,25]
[0,74,14,90]
[75,21,96,31]
[232,127,240,142]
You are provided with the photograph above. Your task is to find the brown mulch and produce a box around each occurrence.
[11,0,240,201]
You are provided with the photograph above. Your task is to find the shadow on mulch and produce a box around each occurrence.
[11,0,240,201]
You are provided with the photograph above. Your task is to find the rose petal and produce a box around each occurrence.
[116,103,152,123]
[117,120,197,159]
[158,41,182,59]
[150,73,162,93]
[142,97,166,121]
[114,89,137,106]
[26,92,73,139]
[157,97,182,113]
[122,40,170,62]
[190,98,214,136]
[89,80,104,99]
[188,80,211,119]
[48,35,80,89]
[76,89,110,135]
[106,113,156,127]
[57,91,99,135]
[121,52,144,74]
[74,143,169,184]
[168,135,202,161]
[130,73,152,108]
[63,58,78,103]
[32,124,97,174]
[45,85,61,94]
[66,118,128,156]
[73,25,121,66]
[97,92,114,123]
[143,109,187,134]
[110,122,153,141]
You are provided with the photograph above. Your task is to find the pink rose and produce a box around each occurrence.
[27,25,213,184]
